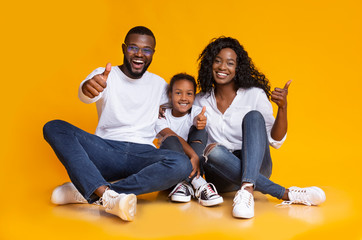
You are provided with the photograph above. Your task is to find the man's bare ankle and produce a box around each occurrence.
[94,185,108,198]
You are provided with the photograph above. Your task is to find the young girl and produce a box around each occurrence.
[195,37,326,218]
[155,73,223,207]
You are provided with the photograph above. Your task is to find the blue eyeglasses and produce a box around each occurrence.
[124,43,154,56]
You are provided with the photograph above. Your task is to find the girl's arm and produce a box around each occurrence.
[270,80,292,141]
[158,128,201,178]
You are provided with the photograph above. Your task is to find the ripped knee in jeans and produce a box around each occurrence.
[203,143,221,162]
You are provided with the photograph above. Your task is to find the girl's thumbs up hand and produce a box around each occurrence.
[195,106,207,130]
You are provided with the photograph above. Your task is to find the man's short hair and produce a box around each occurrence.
[125,26,156,47]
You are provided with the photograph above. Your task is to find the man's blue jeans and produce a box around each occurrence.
[43,120,192,203]
[203,111,285,199]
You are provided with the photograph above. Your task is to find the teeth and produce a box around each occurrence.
[179,103,188,106]
[133,60,144,63]
[217,72,227,76]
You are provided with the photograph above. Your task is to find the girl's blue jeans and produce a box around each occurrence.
[43,120,192,203]
[203,111,285,199]
[159,126,207,180]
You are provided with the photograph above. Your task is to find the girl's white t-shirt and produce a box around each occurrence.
[78,66,168,146]
[155,106,203,141]
[194,87,286,152]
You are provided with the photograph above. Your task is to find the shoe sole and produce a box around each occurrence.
[118,194,137,221]
[171,195,191,203]
[232,211,254,219]
[232,204,254,219]
[199,196,224,207]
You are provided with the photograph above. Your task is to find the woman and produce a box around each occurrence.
[194,37,325,219]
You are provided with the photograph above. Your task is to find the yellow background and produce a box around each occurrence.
[1,0,361,239]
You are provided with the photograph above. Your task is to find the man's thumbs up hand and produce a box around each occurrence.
[102,62,111,79]
[82,63,112,98]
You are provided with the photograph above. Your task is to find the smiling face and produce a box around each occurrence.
[170,79,195,117]
[121,33,155,79]
[212,48,237,87]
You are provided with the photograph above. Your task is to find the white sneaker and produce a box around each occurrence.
[101,189,137,221]
[282,186,326,206]
[195,183,223,207]
[168,181,194,202]
[232,183,254,218]
[51,182,87,205]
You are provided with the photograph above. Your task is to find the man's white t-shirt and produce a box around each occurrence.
[78,66,168,146]
[194,87,286,152]
[155,106,203,141]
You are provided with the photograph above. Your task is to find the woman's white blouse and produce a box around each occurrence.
[194,87,286,152]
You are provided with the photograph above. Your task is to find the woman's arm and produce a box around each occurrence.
[270,80,292,141]
[158,128,201,178]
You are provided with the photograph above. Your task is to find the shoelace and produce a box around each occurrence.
[100,190,119,209]
[168,182,194,197]
[233,183,253,207]
[196,183,218,199]
[280,188,312,206]
[233,189,253,207]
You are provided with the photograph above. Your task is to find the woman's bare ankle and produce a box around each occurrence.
[242,182,254,194]
[282,188,290,200]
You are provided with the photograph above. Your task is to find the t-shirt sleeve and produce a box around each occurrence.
[255,90,286,149]
[159,82,169,106]
[191,106,200,125]
[78,67,105,104]
[155,115,169,135]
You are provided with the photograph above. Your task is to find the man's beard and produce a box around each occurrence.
[123,55,151,78]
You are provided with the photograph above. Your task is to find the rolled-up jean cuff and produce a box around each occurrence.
[277,186,286,200]
[242,178,256,188]
[86,182,111,203]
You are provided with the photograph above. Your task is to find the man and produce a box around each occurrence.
[43,26,192,221]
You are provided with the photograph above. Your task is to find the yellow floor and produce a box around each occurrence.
[1,1,361,239]
[2,186,360,240]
